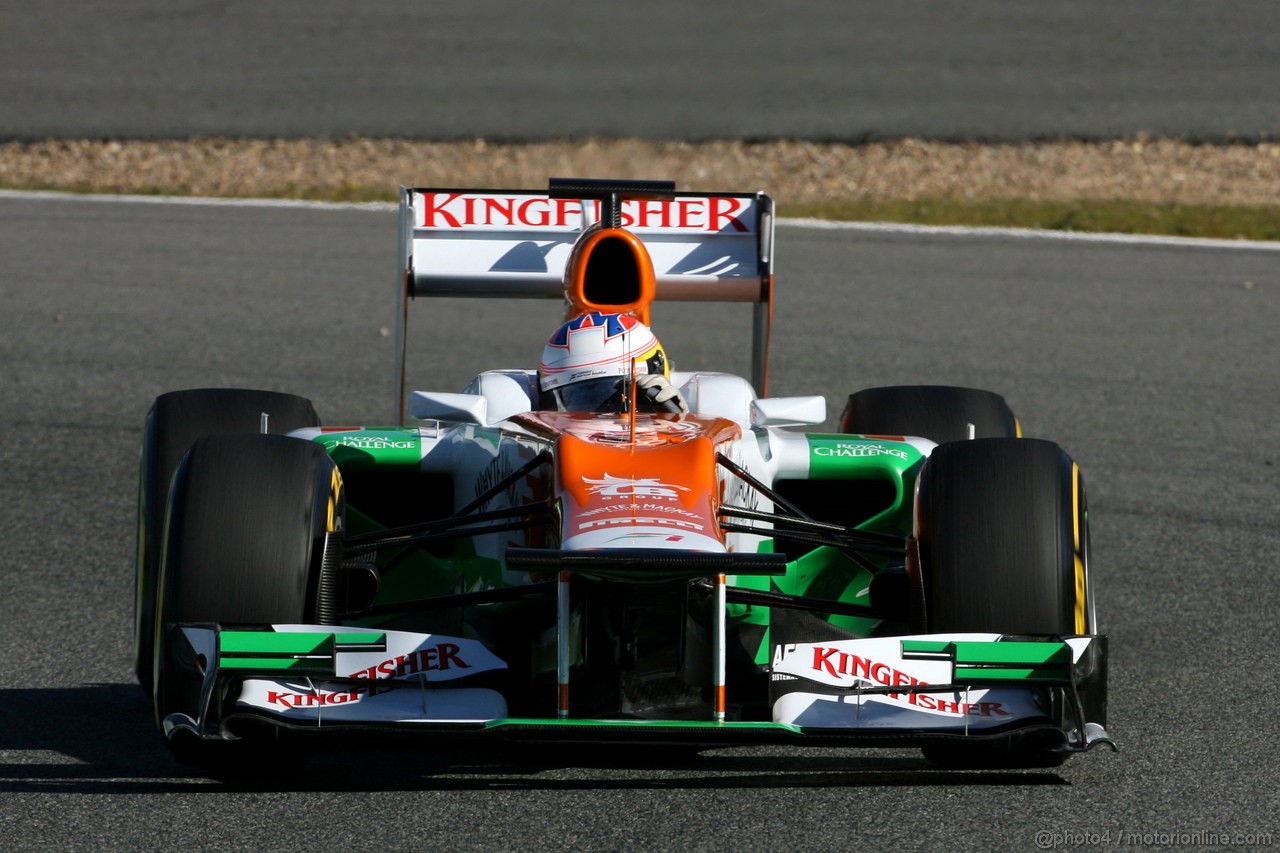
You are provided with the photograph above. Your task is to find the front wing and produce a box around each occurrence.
[162,624,1112,755]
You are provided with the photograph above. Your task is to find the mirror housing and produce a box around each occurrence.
[750,396,826,427]
[409,391,489,424]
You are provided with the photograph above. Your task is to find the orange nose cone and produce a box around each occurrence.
[564,227,656,324]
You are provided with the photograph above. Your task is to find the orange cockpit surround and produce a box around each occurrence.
[563,226,656,324]
[527,414,740,552]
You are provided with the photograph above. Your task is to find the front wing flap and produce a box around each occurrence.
[770,633,1111,751]
[161,625,510,742]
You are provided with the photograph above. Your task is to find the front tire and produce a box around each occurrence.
[135,389,320,694]
[913,438,1091,768]
[153,433,341,770]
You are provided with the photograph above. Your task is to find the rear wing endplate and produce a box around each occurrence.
[395,181,775,422]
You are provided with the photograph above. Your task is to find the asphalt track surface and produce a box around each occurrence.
[1,192,1277,850]
[4,0,1279,142]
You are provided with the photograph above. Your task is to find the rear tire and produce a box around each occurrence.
[839,385,1019,443]
[135,389,320,694]
[913,438,1091,768]
[153,433,341,771]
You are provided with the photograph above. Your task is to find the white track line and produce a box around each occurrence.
[3,188,1277,252]
[781,216,1280,252]
[0,188,396,212]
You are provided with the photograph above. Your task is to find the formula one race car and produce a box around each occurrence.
[134,179,1112,771]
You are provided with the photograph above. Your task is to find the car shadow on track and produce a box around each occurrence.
[0,685,1069,792]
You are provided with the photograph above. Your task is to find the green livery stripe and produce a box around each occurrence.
[315,429,422,469]
[902,640,1072,682]
[220,632,333,656]
[486,719,802,733]
[218,657,334,673]
[217,631,390,676]
[953,666,1068,681]
[804,434,924,479]
[217,631,388,677]
[218,633,336,677]
[902,640,1071,665]
[219,632,387,654]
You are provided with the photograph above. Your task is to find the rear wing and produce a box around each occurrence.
[395,180,775,422]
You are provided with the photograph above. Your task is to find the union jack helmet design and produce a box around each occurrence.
[538,311,669,398]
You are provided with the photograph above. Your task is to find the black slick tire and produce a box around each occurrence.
[838,384,1021,624]
[912,438,1091,768]
[153,433,341,771]
[839,385,1019,443]
[134,389,320,694]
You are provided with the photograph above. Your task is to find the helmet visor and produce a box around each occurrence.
[541,376,629,413]
[540,374,675,414]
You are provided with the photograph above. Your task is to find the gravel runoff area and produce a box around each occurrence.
[3,138,1280,210]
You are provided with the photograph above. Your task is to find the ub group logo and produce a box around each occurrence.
[583,473,690,500]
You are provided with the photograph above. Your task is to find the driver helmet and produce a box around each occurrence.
[538,311,670,411]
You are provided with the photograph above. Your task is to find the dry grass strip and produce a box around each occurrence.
[4,138,1280,209]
